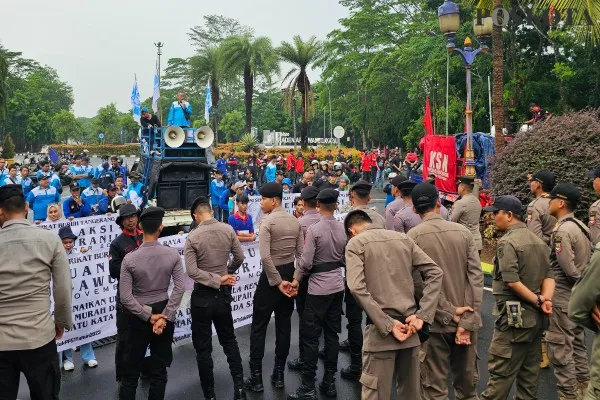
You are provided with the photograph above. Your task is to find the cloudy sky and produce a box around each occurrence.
[1,0,347,117]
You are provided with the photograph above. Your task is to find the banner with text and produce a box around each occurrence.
[422,135,457,194]
[40,215,120,251]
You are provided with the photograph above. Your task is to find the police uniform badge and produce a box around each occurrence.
[554,235,562,254]
[590,213,597,227]
[526,209,533,224]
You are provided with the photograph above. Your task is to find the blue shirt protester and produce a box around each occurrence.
[21,177,33,197]
[266,163,276,183]
[216,158,227,175]
[210,179,226,207]
[167,101,192,127]
[50,173,62,193]
[125,181,144,198]
[244,187,260,196]
[82,186,104,208]
[0,168,8,183]
[228,212,254,234]
[75,165,94,189]
[26,186,61,221]
[1,175,21,187]
[63,197,91,219]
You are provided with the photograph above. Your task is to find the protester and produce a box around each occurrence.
[98,184,118,214]
[282,178,293,194]
[1,164,21,186]
[46,203,65,222]
[210,170,227,221]
[167,91,192,127]
[0,184,72,399]
[82,178,104,214]
[228,194,256,242]
[0,158,8,182]
[293,197,304,218]
[36,160,52,180]
[20,166,33,197]
[63,183,91,219]
[50,164,63,194]
[244,177,260,196]
[119,207,185,400]
[27,175,61,223]
[266,156,277,183]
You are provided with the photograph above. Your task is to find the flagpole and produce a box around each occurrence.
[154,42,164,125]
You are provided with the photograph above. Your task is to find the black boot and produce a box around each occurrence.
[318,348,326,360]
[340,353,361,381]
[233,375,247,400]
[200,372,216,400]
[287,355,304,371]
[319,370,337,397]
[243,362,264,393]
[201,385,216,400]
[286,383,317,400]
[338,339,350,352]
[271,358,286,389]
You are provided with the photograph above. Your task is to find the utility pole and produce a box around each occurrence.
[154,42,164,124]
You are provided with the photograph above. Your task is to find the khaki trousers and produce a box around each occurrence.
[481,325,542,400]
[546,307,590,398]
[420,332,479,400]
[360,346,420,400]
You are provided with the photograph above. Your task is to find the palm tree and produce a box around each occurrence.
[189,46,225,143]
[278,35,322,150]
[0,51,8,120]
[222,33,279,135]
[492,0,505,152]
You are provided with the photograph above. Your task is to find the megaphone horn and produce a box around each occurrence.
[194,126,215,148]
[164,126,185,148]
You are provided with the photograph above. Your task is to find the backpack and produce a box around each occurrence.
[98,171,115,189]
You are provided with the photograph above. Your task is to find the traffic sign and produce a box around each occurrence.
[333,126,345,139]
[99,133,105,140]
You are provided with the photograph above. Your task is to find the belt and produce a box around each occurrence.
[366,314,405,326]
[311,262,343,274]
[193,282,232,295]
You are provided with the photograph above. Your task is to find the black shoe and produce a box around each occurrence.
[271,358,286,389]
[319,370,337,397]
[339,339,350,352]
[340,364,361,381]
[202,385,216,400]
[318,348,326,360]
[287,357,305,371]
[233,387,246,400]
[287,384,317,400]
[243,363,264,393]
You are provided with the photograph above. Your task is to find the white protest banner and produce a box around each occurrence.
[40,214,120,250]
[54,248,118,352]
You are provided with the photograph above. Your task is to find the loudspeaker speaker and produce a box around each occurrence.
[157,182,181,210]
[185,182,208,208]
[164,126,185,148]
[194,126,215,148]
[161,164,209,182]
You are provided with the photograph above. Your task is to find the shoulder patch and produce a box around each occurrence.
[554,235,562,254]
[497,243,505,260]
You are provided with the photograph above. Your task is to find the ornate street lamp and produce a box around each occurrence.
[438,0,492,178]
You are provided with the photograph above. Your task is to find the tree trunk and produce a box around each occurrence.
[243,63,253,135]
[300,88,308,150]
[492,0,505,153]
[212,106,219,147]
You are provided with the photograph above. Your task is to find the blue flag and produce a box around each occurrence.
[48,147,59,164]
[152,73,160,113]
[130,77,141,123]
[204,79,212,124]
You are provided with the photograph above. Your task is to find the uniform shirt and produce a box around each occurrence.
[69,164,88,187]
[1,175,21,186]
[63,196,91,219]
[265,162,277,183]
[385,197,405,230]
[526,194,556,245]
[259,206,304,286]
[407,214,483,333]
[550,213,592,308]
[50,173,62,193]
[294,216,346,295]
[26,186,61,221]
[167,100,192,126]
[77,165,94,188]
[184,218,244,289]
[0,167,8,182]
[346,225,442,352]
[393,203,421,233]
[82,186,104,207]
[98,195,115,214]
[450,193,483,250]
[244,187,259,196]
[21,176,33,197]
[492,222,553,316]
[228,212,254,234]
[216,158,227,175]
[120,241,185,322]
[299,209,320,239]
[353,204,385,229]
[0,219,72,351]
[109,230,144,307]
[588,199,600,245]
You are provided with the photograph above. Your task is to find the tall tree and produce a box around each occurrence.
[222,33,279,135]
[278,36,322,149]
[188,15,253,51]
[0,52,7,120]
[51,110,80,144]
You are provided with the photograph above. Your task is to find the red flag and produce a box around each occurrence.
[423,97,434,136]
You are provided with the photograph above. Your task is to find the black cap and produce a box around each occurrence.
[550,183,581,202]
[316,188,339,204]
[91,178,100,185]
[259,182,283,198]
[70,182,80,191]
[350,180,373,196]
[140,206,165,222]
[130,171,141,179]
[190,196,210,218]
[247,176,255,182]
[398,180,417,190]
[116,204,139,226]
[530,169,555,187]
[0,184,24,203]
[483,195,523,215]
[586,166,600,179]
[411,182,439,207]
[58,226,78,241]
[39,174,49,180]
[457,176,475,186]
[276,170,284,176]
[391,175,408,188]
[106,183,117,191]
[301,186,320,201]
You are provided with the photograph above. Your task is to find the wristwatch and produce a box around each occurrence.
[536,294,544,307]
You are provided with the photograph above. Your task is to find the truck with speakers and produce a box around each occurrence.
[134,124,216,234]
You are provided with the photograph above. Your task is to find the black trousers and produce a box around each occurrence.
[0,339,60,400]
[344,282,364,356]
[294,277,310,358]
[250,262,295,363]
[190,286,244,389]
[119,300,175,400]
[302,291,344,385]
[115,305,124,382]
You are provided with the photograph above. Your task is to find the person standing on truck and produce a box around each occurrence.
[167,91,192,127]
[185,196,247,400]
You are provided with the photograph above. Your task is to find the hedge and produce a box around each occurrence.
[49,144,140,156]
[490,109,600,221]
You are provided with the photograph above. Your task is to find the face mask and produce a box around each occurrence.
[283,189,290,194]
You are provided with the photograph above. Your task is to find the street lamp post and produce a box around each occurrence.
[438,0,492,178]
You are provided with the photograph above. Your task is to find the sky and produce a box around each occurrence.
[1,0,348,117]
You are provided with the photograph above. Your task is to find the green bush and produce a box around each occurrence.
[1,133,15,159]
[491,110,600,221]
[49,144,140,156]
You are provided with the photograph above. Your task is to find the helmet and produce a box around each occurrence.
[333,162,342,171]
[320,161,328,166]
[118,157,124,164]
[311,160,319,165]
[386,168,392,174]
[111,196,127,212]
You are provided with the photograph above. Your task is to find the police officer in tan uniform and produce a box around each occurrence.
[547,183,592,400]
[345,209,443,400]
[481,196,555,400]
[407,183,483,400]
[586,166,600,246]
[527,169,557,245]
[450,176,482,252]
[384,176,405,230]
